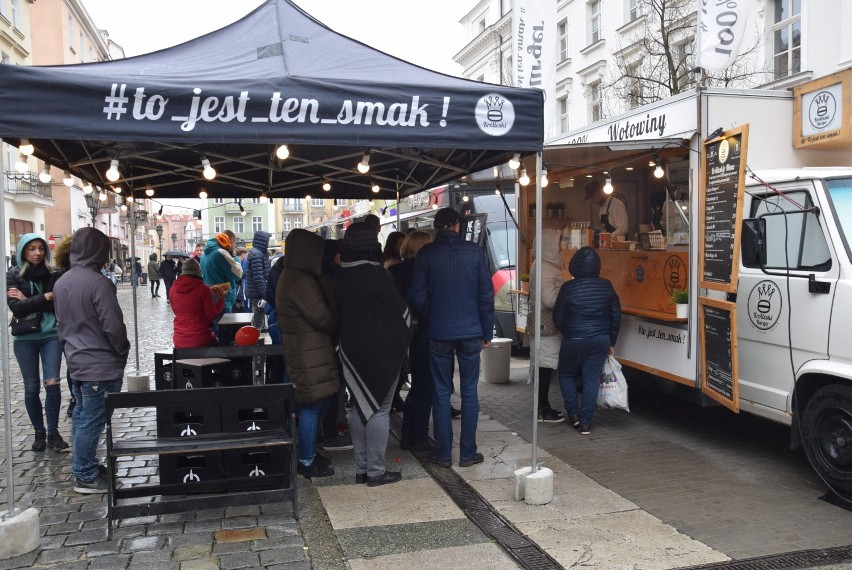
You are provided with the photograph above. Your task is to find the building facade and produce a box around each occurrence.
[203,198,275,249]
[455,0,852,138]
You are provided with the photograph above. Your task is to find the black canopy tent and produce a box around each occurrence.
[0,0,543,201]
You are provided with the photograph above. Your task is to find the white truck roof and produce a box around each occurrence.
[746,168,852,187]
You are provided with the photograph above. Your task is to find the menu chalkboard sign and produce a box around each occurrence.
[700,125,749,292]
[699,297,739,412]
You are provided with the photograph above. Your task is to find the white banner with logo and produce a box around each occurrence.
[513,0,557,139]
[695,0,753,72]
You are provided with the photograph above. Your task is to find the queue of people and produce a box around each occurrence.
[7,208,621,495]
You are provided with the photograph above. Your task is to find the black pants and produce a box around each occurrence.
[538,367,554,411]
[150,279,160,296]
[402,347,434,444]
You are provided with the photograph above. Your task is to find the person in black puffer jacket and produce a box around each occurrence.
[553,246,621,435]
[246,231,271,329]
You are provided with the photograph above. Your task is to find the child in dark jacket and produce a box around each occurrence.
[553,246,621,435]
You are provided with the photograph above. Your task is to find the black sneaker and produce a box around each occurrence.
[450,406,462,418]
[323,432,353,451]
[297,460,334,479]
[567,414,581,428]
[458,452,485,467]
[74,474,108,494]
[427,454,452,468]
[313,453,332,469]
[355,473,367,484]
[366,471,402,487]
[538,408,564,423]
[47,431,70,452]
[578,423,591,435]
[32,430,46,452]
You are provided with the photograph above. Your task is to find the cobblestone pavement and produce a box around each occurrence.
[0,285,310,569]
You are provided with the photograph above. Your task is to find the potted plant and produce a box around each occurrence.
[671,288,689,318]
[519,273,530,293]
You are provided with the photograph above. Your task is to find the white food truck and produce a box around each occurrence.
[522,75,852,500]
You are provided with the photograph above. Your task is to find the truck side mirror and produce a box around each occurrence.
[741,218,766,267]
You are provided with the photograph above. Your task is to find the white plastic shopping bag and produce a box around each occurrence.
[597,355,630,412]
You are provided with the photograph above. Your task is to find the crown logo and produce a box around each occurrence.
[485,96,505,122]
[757,282,775,300]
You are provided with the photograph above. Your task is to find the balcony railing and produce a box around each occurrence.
[4,172,53,199]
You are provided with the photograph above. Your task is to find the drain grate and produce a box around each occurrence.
[677,544,852,569]
[390,415,563,570]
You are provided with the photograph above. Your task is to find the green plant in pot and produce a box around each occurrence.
[519,273,530,292]
[671,288,689,318]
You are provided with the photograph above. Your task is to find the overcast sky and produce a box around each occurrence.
[82,0,469,76]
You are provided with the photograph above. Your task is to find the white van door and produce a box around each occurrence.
[736,182,839,419]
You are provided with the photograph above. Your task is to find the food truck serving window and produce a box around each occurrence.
[746,190,831,271]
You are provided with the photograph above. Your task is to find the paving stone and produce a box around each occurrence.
[44,520,84,534]
[218,552,261,569]
[36,545,85,565]
[68,507,108,523]
[87,553,132,569]
[220,515,257,530]
[119,515,158,527]
[258,545,307,566]
[124,534,168,552]
[212,542,254,555]
[265,563,311,570]
[0,550,38,570]
[145,521,185,536]
[168,531,215,548]
[179,557,219,570]
[64,527,110,546]
[224,505,261,517]
[215,527,267,543]
[38,511,69,525]
[183,518,222,533]
[125,549,176,569]
[172,543,213,561]
[85,540,123,557]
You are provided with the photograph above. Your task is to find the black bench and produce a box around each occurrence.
[105,383,296,539]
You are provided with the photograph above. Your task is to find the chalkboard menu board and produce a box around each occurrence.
[700,125,749,292]
[464,213,487,246]
[699,297,739,412]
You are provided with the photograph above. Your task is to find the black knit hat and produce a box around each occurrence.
[342,222,380,256]
[434,207,463,229]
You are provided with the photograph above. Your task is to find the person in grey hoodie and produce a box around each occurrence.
[54,227,130,494]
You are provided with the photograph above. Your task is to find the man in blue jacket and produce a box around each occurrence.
[246,231,271,329]
[409,207,494,468]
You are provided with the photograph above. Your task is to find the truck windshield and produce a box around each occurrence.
[471,194,517,269]
[826,177,852,260]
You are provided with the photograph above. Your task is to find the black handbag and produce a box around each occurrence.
[10,312,41,336]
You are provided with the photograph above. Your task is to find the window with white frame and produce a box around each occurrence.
[588,0,601,44]
[9,0,18,27]
[589,80,602,123]
[79,33,84,56]
[312,198,323,207]
[558,19,569,62]
[214,217,225,232]
[626,61,644,109]
[283,218,292,231]
[628,0,643,22]
[0,1,6,18]
[334,199,346,206]
[478,18,486,34]
[214,197,224,204]
[233,217,244,234]
[559,96,569,133]
[674,40,695,89]
[295,218,303,229]
[773,0,801,80]
[252,217,263,232]
[282,198,301,211]
[251,198,260,204]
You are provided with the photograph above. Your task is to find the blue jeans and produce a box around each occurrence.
[298,397,331,466]
[557,335,610,424]
[71,379,123,482]
[430,338,482,461]
[13,336,62,433]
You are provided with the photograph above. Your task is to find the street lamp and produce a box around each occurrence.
[155,224,163,260]
[84,192,101,226]
[171,232,177,250]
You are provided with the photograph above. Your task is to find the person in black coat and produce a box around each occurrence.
[159,255,177,301]
[553,246,621,435]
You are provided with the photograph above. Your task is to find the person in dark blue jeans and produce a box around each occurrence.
[54,228,130,493]
[553,246,621,435]
[409,208,495,468]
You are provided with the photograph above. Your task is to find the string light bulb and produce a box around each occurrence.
[371,181,380,193]
[508,153,521,170]
[112,186,122,194]
[39,166,52,184]
[462,194,469,202]
[198,190,208,200]
[201,156,216,180]
[603,178,614,194]
[275,144,290,160]
[19,139,34,156]
[15,154,28,173]
[146,187,155,197]
[518,166,530,186]
[99,190,107,202]
[120,203,127,212]
[654,164,665,179]
[260,192,268,203]
[82,183,93,195]
[541,166,549,188]
[357,151,371,174]
[63,171,74,187]
[106,159,120,182]
[322,181,331,192]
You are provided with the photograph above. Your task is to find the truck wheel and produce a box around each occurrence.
[801,384,852,496]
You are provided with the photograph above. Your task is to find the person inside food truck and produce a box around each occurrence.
[584,180,628,241]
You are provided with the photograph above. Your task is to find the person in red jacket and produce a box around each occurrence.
[169,258,225,348]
